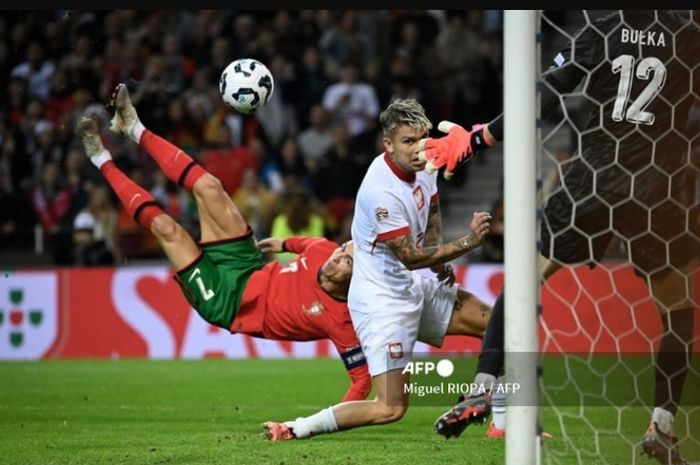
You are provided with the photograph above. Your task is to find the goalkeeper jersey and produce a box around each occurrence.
[543,10,699,199]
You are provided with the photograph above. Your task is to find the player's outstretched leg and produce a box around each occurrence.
[109,82,248,242]
[109,83,206,192]
[76,115,201,271]
[76,116,163,233]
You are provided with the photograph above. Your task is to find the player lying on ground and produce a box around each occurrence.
[262,99,494,441]
[75,82,491,406]
[422,10,699,464]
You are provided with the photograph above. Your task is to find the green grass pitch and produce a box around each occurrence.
[1,359,698,465]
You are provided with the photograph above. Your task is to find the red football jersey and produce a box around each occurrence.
[231,237,370,402]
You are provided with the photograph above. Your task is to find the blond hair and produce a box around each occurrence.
[379,99,432,138]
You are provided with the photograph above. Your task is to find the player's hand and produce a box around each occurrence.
[430,264,456,286]
[465,211,492,249]
[418,120,473,180]
[257,237,284,253]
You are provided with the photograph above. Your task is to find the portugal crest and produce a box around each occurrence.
[303,301,324,317]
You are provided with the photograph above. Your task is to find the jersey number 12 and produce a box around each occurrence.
[611,54,666,125]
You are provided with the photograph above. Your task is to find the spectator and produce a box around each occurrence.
[321,62,379,138]
[363,58,392,110]
[293,45,327,125]
[0,131,32,194]
[229,14,257,59]
[297,104,334,174]
[269,188,325,264]
[10,41,55,101]
[0,133,34,249]
[44,71,76,126]
[6,77,28,129]
[72,184,120,266]
[296,11,322,51]
[275,137,312,193]
[183,11,222,68]
[313,122,369,229]
[64,147,93,215]
[160,32,195,94]
[209,37,232,82]
[200,124,259,196]
[31,161,73,265]
[164,95,202,155]
[61,35,93,91]
[255,54,298,148]
[232,168,278,241]
[319,11,360,73]
[32,119,63,182]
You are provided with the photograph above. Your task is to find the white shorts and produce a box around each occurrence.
[350,275,458,377]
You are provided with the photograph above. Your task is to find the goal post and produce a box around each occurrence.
[504,9,540,465]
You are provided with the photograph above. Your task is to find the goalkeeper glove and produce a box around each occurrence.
[418,121,495,180]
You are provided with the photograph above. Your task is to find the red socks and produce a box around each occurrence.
[101,161,163,230]
[139,129,206,191]
[100,130,209,230]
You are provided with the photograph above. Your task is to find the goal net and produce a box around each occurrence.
[535,10,700,465]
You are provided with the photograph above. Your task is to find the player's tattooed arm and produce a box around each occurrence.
[424,199,443,247]
[385,211,492,270]
[425,199,456,285]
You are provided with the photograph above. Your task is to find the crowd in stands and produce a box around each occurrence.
[0,10,503,266]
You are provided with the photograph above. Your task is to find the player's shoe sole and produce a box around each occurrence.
[75,116,105,157]
[641,423,687,465]
[434,392,491,439]
[109,83,141,140]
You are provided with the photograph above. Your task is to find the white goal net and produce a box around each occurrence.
[534,10,700,465]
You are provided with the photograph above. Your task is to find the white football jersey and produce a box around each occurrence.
[349,153,438,314]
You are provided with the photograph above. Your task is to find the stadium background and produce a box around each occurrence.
[0,10,505,267]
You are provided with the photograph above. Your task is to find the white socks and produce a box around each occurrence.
[491,376,507,430]
[89,150,112,169]
[652,407,674,435]
[285,407,338,439]
[474,372,496,392]
[131,121,145,145]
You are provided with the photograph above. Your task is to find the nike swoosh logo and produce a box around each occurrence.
[128,193,142,208]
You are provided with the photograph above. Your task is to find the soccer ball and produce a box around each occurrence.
[219,58,274,114]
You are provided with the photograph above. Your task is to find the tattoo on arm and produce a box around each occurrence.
[424,200,443,247]
[385,230,480,270]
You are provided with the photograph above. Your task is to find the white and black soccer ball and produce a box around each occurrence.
[219,58,274,114]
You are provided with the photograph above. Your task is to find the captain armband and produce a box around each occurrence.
[341,346,367,370]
